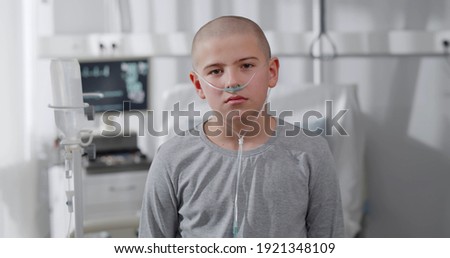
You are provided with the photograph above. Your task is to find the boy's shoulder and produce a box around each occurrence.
[156,126,203,156]
[276,119,330,156]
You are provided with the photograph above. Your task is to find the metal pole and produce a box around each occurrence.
[72,146,84,238]
[312,0,325,84]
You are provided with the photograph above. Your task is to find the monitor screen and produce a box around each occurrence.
[80,58,149,113]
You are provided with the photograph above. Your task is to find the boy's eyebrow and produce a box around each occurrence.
[236,56,259,63]
[201,56,260,72]
[202,62,226,72]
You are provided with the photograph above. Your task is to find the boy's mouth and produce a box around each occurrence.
[225,95,248,104]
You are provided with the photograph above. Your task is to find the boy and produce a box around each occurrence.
[139,16,344,237]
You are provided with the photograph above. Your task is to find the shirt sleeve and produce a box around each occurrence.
[305,137,345,238]
[138,154,179,238]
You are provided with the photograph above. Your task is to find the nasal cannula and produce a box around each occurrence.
[194,71,257,94]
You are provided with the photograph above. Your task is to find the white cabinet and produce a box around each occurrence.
[48,166,148,238]
[83,169,147,237]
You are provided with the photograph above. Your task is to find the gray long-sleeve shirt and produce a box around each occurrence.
[139,119,344,237]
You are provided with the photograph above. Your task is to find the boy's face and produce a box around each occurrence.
[190,33,279,123]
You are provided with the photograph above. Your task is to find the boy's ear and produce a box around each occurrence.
[268,57,280,88]
[189,71,206,99]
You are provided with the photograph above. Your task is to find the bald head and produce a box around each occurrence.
[191,16,271,67]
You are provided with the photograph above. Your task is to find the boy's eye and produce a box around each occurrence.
[208,69,222,75]
[242,63,254,69]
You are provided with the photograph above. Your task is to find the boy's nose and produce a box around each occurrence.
[224,70,240,89]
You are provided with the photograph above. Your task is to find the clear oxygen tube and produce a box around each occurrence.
[231,88,271,237]
[194,71,257,94]
[233,135,245,237]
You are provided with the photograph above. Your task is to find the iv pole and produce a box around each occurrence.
[311,0,337,84]
[72,145,84,238]
[49,59,96,238]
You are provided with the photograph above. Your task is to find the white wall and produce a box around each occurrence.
[0,0,50,237]
[326,0,450,237]
[0,0,23,238]
[2,0,449,237]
